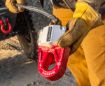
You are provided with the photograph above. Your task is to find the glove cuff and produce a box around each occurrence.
[73,2,100,27]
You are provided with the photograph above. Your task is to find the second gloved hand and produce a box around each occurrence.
[57,2,102,53]
[5,0,25,13]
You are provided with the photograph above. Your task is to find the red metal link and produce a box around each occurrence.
[0,18,12,34]
[38,45,70,81]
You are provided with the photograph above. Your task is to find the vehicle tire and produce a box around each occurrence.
[16,0,51,60]
[17,31,37,60]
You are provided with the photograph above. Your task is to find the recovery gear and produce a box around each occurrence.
[5,0,25,13]
[38,25,70,81]
[0,2,16,35]
[0,17,12,34]
[38,45,70,81]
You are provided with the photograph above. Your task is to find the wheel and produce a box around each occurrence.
[17,30,37,60]
[15,0,51,60]
[15,11,38,60]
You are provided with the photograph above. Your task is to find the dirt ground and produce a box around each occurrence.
[0,37,75,86]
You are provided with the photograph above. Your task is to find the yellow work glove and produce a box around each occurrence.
[5,0,25,13]
[58,2,102,53]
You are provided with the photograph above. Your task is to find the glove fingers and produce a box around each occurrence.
[57,18,78,47]
[5,0,19,13]
[16,0,25,12]
[5,0,24,13]
[18,7,24,12]
[58,18,89,48]
[57,25,82,48]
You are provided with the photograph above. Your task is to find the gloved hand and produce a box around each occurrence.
[57,2,102,53]
[5,0,25,13]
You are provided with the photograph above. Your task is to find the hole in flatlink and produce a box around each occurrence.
[43,52,56,71]
[47,53,56,70]
[48,63,56,70]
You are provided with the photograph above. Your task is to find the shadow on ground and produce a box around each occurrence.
[0,52,75,86]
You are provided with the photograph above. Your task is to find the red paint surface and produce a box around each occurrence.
[38,45,70,81]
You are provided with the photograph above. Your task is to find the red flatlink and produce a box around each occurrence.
[38,45,70,81]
